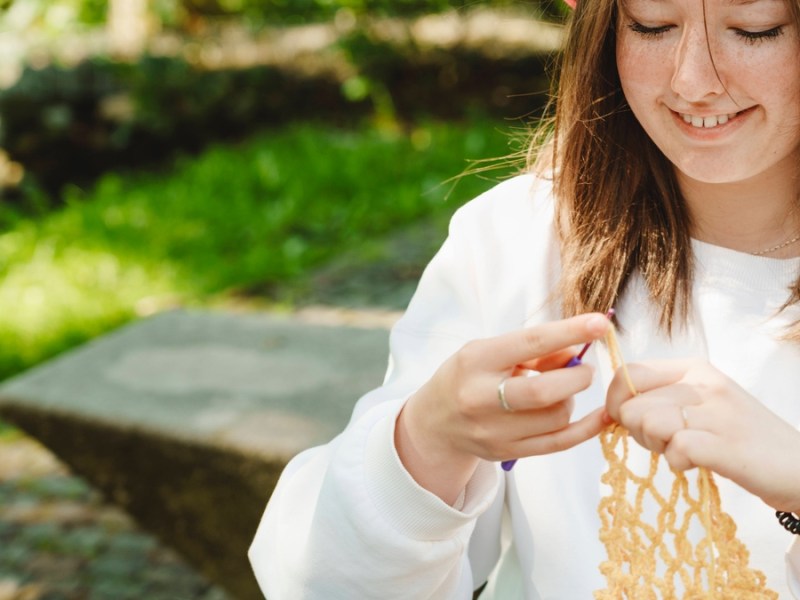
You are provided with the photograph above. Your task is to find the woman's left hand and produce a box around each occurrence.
[605,359,800,514]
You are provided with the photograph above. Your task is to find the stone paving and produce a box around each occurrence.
[0,213,424,600]
[0,309,404,600]
[0,433,230,600]
[0,309,397,600]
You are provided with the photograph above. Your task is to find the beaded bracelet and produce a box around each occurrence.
[776,511,800,535]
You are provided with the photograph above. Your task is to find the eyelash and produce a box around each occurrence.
[735,26,784,44]
[627,21,785,44]
[627,21,672,38]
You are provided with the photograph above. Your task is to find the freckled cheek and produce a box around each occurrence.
[617,63,663,115]
[617,47,670,98]
[751,59,792,87]
[722,49,800,100]
[773,56,800,100]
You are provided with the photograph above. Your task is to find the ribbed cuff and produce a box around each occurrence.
[363,407,499,542]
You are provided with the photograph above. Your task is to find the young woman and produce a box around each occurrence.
[249,0,800,596]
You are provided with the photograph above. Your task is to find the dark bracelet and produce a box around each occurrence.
[776,511,800,534]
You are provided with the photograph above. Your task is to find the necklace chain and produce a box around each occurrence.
[751,234,800,256]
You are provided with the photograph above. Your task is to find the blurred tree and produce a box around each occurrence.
[107,0,154,57]
[182,0,228,15]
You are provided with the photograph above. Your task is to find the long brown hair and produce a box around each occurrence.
[535,0,800,336]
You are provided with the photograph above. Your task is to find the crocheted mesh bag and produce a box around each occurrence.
[594,326,778,599]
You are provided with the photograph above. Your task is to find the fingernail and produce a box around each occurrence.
[601,410,614,425]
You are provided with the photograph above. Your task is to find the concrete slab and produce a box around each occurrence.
[0,309,392,599]
[0,309,391,460]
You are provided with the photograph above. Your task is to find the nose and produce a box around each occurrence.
[671,26,726,102]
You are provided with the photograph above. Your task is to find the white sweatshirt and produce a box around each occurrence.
[249,174,800,599]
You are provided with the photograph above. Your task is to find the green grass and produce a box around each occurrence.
[0,117,525,382]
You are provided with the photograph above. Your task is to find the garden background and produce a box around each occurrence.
[0,0,566,597]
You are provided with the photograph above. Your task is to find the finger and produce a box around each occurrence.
[664,429,717,472]
[499,364,594,411]
[630,403,685,455]
[511,407,608,456]
[607,359,700,400]
[481,313,610,372]
[606,361,700,421]
[611,382,702,432]
[517,348,580,373]
[497,398,576,441]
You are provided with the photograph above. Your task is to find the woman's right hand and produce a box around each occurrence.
[395,312,611,505]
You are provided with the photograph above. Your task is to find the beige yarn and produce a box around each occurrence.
[594,325,777,599]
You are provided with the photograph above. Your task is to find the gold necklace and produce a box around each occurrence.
[751,234,800,256]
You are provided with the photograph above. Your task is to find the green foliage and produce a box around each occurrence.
[76,0,105,23]
[0,0,98,31]
[0,56,367,204]
[182,0,569,25]
[214,0,526,23]
[1,0,565,30]
[0,38,551,208]
[0,118,522,382]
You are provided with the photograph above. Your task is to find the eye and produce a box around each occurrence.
[627,20,674,38]
[733,26,784,44]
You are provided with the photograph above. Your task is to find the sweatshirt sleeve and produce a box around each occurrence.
[246,178,542,599]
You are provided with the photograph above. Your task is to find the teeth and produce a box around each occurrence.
[681,112,736,128]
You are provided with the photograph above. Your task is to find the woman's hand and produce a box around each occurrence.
[605,359,800,514]
[395,312,610,505]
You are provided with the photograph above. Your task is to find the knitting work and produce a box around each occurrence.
[594,326,777,599]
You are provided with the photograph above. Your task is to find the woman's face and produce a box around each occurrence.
[616,0,800,187]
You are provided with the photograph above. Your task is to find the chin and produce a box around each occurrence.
[675,171,744,185]
[669,158,751,185]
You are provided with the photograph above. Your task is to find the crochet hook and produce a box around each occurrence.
[500,309,614,472]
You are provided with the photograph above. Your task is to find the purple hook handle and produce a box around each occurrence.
[498,309,615,472]
[500,355,585,471]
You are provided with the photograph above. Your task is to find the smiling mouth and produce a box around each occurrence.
[677,109,748,129]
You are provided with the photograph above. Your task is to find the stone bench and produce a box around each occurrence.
[0,309,393,599]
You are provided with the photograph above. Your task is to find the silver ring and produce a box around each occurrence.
[680,406,689,429]
[498,377,514,412]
